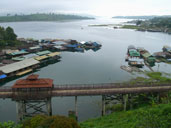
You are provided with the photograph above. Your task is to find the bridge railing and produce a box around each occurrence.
[53,83,171,90]
[0,86,12,92]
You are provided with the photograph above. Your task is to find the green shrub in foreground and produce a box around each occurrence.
[22,115,80,128]
[80,104,171,128]
[0,121,22,128]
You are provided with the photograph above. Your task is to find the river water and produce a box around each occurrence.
[0,18,171,122]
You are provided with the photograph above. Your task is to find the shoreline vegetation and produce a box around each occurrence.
[0,13,94,22]
[89,17,171,34]
[112,15,171,19]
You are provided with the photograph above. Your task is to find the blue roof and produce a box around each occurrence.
[0,74,7,79]
[92,42,99,46]
[66,44,78,48]
[75,48,84,52]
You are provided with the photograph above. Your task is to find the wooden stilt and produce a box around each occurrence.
[123,94,128,111]
[102,95,105,116]
[75,96,78,120]
[46,98,52,116]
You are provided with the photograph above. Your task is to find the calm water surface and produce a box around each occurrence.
[0,18,171,122]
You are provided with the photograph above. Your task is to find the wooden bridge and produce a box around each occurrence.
[0,83,171,99]
[0,83,171,121]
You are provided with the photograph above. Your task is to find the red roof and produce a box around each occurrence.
[12,74,53,89]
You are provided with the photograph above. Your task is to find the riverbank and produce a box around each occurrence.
[80,103,171,128]
[1,103,170,128]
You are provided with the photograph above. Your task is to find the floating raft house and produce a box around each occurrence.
[0,58,39,76]
[8,50,28,57]
[36,50,52,56]
[163,45,171,53]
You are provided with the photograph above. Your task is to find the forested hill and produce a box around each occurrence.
[112,15,171,19]
[0,13,95,22]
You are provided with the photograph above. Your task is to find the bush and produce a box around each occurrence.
[0,121,22,128]
[22,115,80,128]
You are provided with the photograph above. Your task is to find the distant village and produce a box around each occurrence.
[0,38,101,83]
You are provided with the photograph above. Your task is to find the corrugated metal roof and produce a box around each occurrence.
[29,46,41,50]
[142,52,151,58]
[47,52,60,57]
[12,57,25,61]
[34,55,49,61]
[36,50,51,56]
[0,58,39,74]
[23,54,38,59]
[16,69,33,76]
[9,50,28,56]
[129,50,140,57]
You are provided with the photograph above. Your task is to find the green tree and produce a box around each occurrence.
[0,26,5,40]
[5,26,17,41]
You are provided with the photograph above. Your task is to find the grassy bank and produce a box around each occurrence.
[121,25,140,29]
[80,103,171,128]
[127,72,171,85]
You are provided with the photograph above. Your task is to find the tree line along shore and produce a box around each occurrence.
[0,13,94,22]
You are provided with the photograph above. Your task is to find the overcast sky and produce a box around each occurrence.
[0,0,171,17]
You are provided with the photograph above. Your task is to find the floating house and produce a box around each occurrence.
[28,46,42,53]
[163,45,171,53]
[127,45,143,67]
[128,58,144,68]
[153,52,171,59]
[8,50,29,57]
[0,58,40,78]
[83,42,102,49]
[52,41,67,46]
[34,52,60,64]
[64,44,84,52]
[36,50,52,56]
[2,49,19,54]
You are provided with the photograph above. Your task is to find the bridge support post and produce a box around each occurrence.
[16,101,26,122]
[123,94,128,111]
[128,94,133,110]
[75,96,78,120]
[46,98,52,116]
[102,95,106,116]
[15,98,52,122]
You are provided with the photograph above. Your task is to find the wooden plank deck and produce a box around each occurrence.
[0,83,171,99]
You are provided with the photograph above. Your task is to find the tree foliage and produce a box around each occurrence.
[0,13,94,22]
[0,121,22,128]
[22,115,80,128]
[0,26,17,46]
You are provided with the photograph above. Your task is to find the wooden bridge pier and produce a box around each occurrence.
[102,95,106,116]
[75,96,78,120]
[15,98,52,121]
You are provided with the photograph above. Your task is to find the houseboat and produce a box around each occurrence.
[127,45,144,67]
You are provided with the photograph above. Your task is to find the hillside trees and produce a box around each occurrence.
[0,26,17,46]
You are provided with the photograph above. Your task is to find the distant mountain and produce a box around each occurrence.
[112,15,171,19]
[0,13,95,22]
